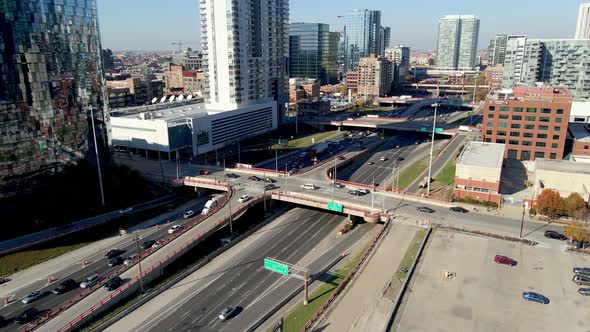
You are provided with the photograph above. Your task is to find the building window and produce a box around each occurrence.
[513,107,523,113]
[553,135,560,140]
[539,125,549,131]
[500,106,510,112]
[509,140,519,145]
[496,139,506,144]
[555,117,562,123]
[512,115,522,121]
[486,130,493,135]
[486,121,493,127]
[485,138,492,142]
[499,114,509,119]
[541,108,552,114]
[534,151,545,159]
[507,149,518,159]
[536,142,547,147]
[523,132,533,138]
[556,109,564,114]
[537,133,547,139]
[554,126,561,131]
[525,124,535,130]
[526,108,537,113]
[498,123,508,128]
[550,153,557,159]
[521,150,531,160]
[489,106,495,111]
[522,141,532,146]
[487,114,494,119]
[551,143,558,148]
[497,131,507,136]
[511,124,521,129]
[525,116,536,121]
[510,131,520,137]
[539,117,550,122]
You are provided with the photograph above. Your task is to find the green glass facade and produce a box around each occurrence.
[289,23,339,85]
[343,9,381,72]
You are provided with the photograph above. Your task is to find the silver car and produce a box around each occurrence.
[573,274,590,286]
[80,274,100,289]
[218,306,236,320]
[21,290,43,304]
[579,288,590,296]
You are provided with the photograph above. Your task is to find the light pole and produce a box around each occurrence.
[134,233,144,293]
[427,103,439,197]
[89,106,105,207]
[275,147,278,173]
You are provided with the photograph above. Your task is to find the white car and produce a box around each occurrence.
[218,306,237,320]
[380,156,388,161]
[301,184,317,190]
[124,254,138,266]
[238,195,251,203]
[168,225,182,234]
[152,240,164,249]
[21,290,43,304]
[80,274,101,289]
[182,210,195,219]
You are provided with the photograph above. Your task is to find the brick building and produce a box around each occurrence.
[482,86,572,160]
[345,71,359,96]
[485,65,504,90]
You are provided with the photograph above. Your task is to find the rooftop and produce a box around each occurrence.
[113,102,209,122]
[457,141,505,168]
[568,122,590,142]
[536,159,590,175]
[487,85,573,103]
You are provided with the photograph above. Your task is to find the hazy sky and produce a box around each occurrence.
[98,0,582,51]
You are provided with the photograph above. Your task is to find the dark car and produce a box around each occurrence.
[348,190,362,196]
[226,173,240,179]
[358,188,370,195]
[573,274,590,286]
[573,267,590,276]
[494,255,517,266]
[15,308,40,324]
[141,240,156,250]
[108,256,124,267]
[396,157,405,161]
[522,291,549,304]
[53,279,77,294]
[450,206,468,213]
[265,184,278,190]
[579,288,590,296]
[544,230,567,240]
[330,182,345,188]
[248,176,261,181]
[104,248,123,259]
[104,276,122,291]
[417,206,435,213]
[338,156,346,160]
[0,315,5,327]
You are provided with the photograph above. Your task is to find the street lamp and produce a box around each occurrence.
[133,233,144,293]
[426,103,439,197]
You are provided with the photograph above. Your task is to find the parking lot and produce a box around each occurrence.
[393,230,590,332]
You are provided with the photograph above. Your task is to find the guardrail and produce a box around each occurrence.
[272,191,379,217]
[22,187,234,332]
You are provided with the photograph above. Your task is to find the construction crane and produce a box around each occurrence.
[171,40,199,53]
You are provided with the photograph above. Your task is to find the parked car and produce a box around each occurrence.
[330,182,345,188]
[124,254,138,266]
[104,276,122,291]
[522,291,549,304]
[248,176,261,181]
[264,177,276,183]
[226,173,240,178]
[15,308,40,324]
[199,169,210,175]
[301,184,317,190]
[21,290,44,304]
[494,255,517,266]
[168,225,182,234]
[416,206,435,213]
[53,279,77,294]
[108,256,124,267]
[182,210,195,219]
[141,240,156,250]
[238,195,251,203]
[80,274,101,289]
[104,248,123,259]
[573,267,590,276]
[218,306,237,320]
[450,206,468,213]
[573,274,590,286]
[579,288,590,296]
[544,230,567,240]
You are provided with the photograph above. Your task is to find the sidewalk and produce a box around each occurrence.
[315,223,418,332]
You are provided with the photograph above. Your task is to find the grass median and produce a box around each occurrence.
[286,131,339,149]
[396,228,428,281]
[396,155,429,191]
[423,157,457,200]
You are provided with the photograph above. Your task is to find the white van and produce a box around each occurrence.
[201,197,219,215]
[301,184,318,190]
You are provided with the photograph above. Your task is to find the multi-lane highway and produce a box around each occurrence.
[0,195,214,331]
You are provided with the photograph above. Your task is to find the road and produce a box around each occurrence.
[119,208,375,332]
[0,195,214,331]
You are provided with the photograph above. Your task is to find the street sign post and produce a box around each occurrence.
[327,202,343,213]
[264,258,289,275]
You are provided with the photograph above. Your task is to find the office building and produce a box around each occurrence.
[385,45,411,85]
[172,51,203,71]
[343,9,382,71]
[379,27,391,56]
[106,78,164,107]
[482,86,572,161]
[0,0,107,180]
[356,54,393,99]
[488,34,526,67]
[165,64,185,91]
[436,15,480,70]
[485,65,504,90]
[533,159,590,202]
[568,122,590,160]
[183,71,206,95]
[289,23,339,85]
[576,3,590,39]
[502,38,590,101]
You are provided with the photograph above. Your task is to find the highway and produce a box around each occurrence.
[0,195,214,331]
[111,208,375,332]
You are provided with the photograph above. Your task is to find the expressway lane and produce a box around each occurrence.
[136,208,368,332]
[0,195,215,331]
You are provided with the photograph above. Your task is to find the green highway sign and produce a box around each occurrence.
[435,128,444,134]
[462,103,469,107]
[420,127,427,132]
[264,258,289,275]
[327,202,343,213]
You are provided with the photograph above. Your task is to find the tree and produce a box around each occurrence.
[536,189,564,218]
[563,193,588,218]
[564,220,590,245]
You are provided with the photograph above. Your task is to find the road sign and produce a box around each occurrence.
[264,258,289,275]
[327,202,343,213]
[420,127,427,132]
[435,128,444,134]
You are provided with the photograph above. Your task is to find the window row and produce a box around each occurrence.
[487,114,562,123]
[488,106,564,115]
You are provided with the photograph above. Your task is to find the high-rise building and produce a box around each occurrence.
[385,45,411,85]
[502,38,590,101]
[576,3,590,39]
[343,9,382,72]
[0,0,107,180]
[355,54,393,99]
[482,86,572,161]
[289,23,339,85]
[200,0,289,115]
[488,34,526,67]
[435,15,480,70]
[379,26,391,56]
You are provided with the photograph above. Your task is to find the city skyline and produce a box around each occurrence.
[98,0,581,51]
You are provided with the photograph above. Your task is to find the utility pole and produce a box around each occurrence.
[427,103,439,197]
[285,163,288,189]
[275,148,278,173]
[263,172,267,214]
[134,233,144,293]
[176,150,180,180]
[89,106,105,207]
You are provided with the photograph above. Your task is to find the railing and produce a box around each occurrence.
[273,191,379,217]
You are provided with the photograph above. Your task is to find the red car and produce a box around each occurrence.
[199,169,210,175]
[494,255,517,266]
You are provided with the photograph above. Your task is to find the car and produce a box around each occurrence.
[124,254,138,266]
[22,290,44,304]
[104,276,122,291]
[141,240,156,250]
[396,157,405,161]
[182,210,195,219]
[330,182,345,188]
[367,161,375,165]
[264,177,276,183]
[218,306,237,320]
[522,291,549,304]
[579,288,590,296]
[168,225,182,234]
[15,308,40,324]
[396,145,400,148]
[346,118,354,121]
[152,240,164,249]
[348,190,362,196]
[573,267,590,276]
[248,175,261,181]
[449,206,468,213]
[358,188,370,194]
[573,274,590,286]
[265,184,278,190]
[53,279,77,294]
[416,206,435,213]
[199,169,210,175]
[80,274,101,289]
[118,207,133,214]
[338,156,346,160]
[226,173,240,179]
[380,156,388,161]
[238,195,251,203]
[301,184,317,190]
[108,256,124,267]
[220,233,239,245]
[544,230,567,240]
[104,248,123,259]
[494,255,517,266]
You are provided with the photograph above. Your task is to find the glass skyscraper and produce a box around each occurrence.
[289,23,339,85]
[343,9,381,72]
[436,15,480,70]
[0,0,107,180]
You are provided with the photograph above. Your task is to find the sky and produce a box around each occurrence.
[97,0,582,51]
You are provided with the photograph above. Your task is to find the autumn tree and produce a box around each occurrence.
[536,189,564,218]
[564,220,590,245]
[563,193,588,218]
